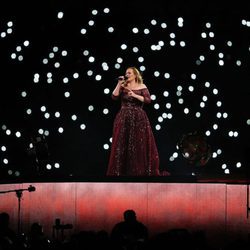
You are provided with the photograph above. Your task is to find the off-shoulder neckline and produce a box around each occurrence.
[130,88,147,91]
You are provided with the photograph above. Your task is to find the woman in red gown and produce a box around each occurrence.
[107,67,160,176]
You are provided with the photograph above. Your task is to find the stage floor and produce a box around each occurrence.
[1,173,250,184]
[1,180,250,249]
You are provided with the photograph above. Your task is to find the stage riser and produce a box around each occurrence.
[0,182,249,248]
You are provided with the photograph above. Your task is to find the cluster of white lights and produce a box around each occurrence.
[45,162,60,170]
[0,21,13,38]
[1,125,22,138]
[1,5,249,178]
[11,40,30,61]
[1,141,20,176]
[241,19,250,27]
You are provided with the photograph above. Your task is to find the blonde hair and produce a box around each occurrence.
[127,67,143,84]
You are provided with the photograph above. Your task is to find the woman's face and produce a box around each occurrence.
[125,68,136,82]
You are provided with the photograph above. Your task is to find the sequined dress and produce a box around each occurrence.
[107,87,160,176]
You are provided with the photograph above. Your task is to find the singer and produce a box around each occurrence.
[106,66,160,176]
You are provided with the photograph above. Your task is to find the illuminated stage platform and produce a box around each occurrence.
[1,176,250,249]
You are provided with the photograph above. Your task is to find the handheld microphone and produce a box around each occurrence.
[117,76,128,81]
[28,185,36,192]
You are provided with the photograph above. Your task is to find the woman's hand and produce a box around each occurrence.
[125,88,140,99]
[124,87,145,102]
[118,76,126,85]
[127,89,136,97]
[123,87,134,96]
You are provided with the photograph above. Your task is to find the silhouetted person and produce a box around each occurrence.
[0,212,18,250]
[110,209,148,250]
[147,228,193,250]
[27,222,50,250]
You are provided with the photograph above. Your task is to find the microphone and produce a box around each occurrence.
[117,76,128,81]
[28,185,36,192]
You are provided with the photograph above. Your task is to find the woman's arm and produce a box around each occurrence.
[127,87,151,104]
[112,79,124,99]
[141,88,151,104]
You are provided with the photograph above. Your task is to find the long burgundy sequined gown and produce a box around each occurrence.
[107,87,160,176]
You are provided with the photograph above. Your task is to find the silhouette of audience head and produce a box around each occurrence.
[110,209,148,250]
[0,212,10,229]
[30,222,43,236]
[0,212,18,249]
[123,210,137,222]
